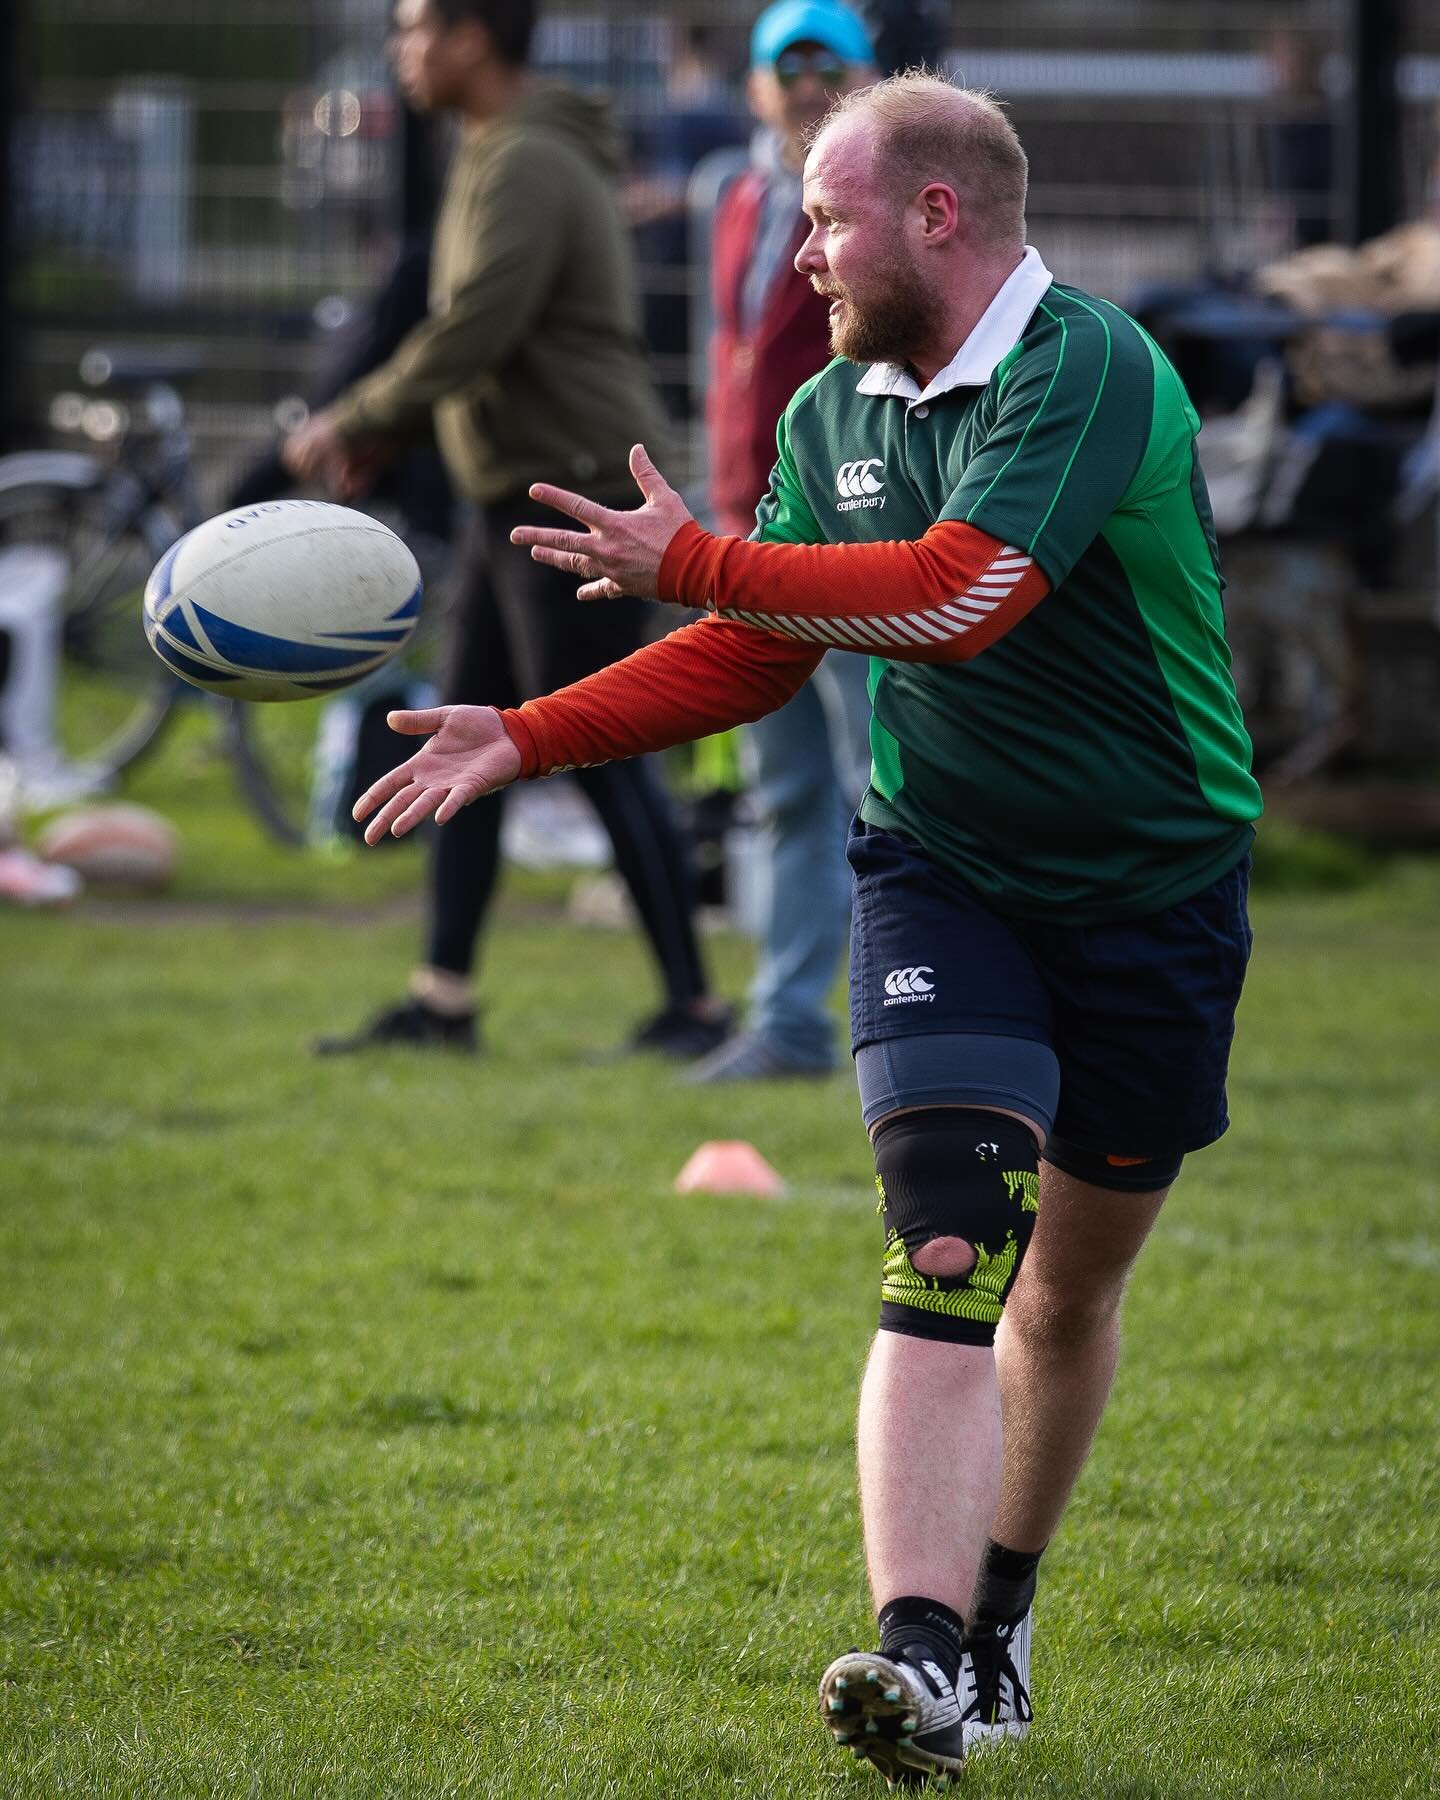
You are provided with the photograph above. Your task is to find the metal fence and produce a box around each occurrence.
[8,1,1440,501]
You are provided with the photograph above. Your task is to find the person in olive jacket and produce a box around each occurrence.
[287,0,728,1060]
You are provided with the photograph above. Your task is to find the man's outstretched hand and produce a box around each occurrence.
[352,705,522,844]
[510,442,694,601]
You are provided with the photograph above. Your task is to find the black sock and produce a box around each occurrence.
[877,1595,966,1689]
[970,1540,1044,1628]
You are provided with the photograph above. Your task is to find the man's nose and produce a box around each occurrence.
[794,228,824,275]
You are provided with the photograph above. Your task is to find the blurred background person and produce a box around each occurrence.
[625,24,747,422]
[684,0,876,1085]
[284,0,729,1059]
[856,0,947,81]
[1261,26,1337,253]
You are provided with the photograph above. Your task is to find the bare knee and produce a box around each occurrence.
[1005,1270,1127,1350]
[910,1235,976,1279]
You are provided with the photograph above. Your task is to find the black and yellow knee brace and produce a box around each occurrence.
[873,1109,1040,1346]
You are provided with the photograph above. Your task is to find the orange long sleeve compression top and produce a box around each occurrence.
[498,519,1049,777]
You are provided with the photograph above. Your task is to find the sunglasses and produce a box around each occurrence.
[774,48,848,89]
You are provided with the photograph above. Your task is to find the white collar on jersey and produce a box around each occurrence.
[853,245,1054,404]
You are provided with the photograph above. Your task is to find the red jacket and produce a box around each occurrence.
[706,167,835,538]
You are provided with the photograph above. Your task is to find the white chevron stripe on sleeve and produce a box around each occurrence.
[883,613,943,645]
[775,615,830,644]
[716,550,1036,653]
[905,612,957,642]
[855,613,918,646]
[823,614,885,649]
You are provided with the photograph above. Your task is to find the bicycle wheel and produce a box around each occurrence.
[220,698,312,849]
[0,454,181,790]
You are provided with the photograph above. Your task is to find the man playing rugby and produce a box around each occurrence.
[355,73,1261,1786]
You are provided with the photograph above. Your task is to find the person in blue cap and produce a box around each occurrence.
[750,0,874,73]
[684,0,877,1087]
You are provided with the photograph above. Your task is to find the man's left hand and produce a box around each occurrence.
[511,443,693,601]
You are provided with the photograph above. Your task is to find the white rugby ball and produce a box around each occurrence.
[142,500,422,702]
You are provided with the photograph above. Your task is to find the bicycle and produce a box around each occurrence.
[0,347,322,844]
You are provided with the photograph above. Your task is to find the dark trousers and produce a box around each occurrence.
[425,502,707,1007]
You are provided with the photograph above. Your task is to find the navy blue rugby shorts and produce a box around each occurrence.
[847,820,1253,1159]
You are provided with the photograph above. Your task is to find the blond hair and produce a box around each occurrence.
[823,72,1028,250]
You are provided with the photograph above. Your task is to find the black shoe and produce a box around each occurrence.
[818,1647,966,1786]
[312,996,478,1056]
[627,1002,735,1060]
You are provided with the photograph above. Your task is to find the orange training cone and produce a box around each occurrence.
[673,1139,787,1197]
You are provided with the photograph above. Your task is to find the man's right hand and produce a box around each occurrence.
[281,411,393,502]
[352,706,523,844]
[281,411,347,484]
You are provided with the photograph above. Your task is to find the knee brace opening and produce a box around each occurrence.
[910,1235,976,1279]
[873,1108,1040,1347]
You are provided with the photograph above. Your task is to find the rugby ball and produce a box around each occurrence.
[143,500,421,701]
[38,802,179,890]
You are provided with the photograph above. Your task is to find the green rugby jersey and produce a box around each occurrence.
[752,252,1262,923]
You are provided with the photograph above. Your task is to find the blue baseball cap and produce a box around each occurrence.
[750,0,874,70]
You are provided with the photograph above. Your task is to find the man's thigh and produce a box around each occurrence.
[848,821,1057,1058]
[848,820,1059,1133]
[1021,855,1253,1166]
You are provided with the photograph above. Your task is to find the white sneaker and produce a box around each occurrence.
[16,752,113,812]
[818,1646,966,1786]
[0,847,82,907]
[959,1608,1033,1751]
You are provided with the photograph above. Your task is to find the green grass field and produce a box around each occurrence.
[2,759,1437,1796]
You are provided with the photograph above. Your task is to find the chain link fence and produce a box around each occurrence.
[8,2,1440,504]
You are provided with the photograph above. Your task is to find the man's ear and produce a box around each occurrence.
[916,181,961,248]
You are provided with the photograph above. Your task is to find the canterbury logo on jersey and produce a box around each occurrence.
[835,458,886,510]
[883,965,936,1005]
